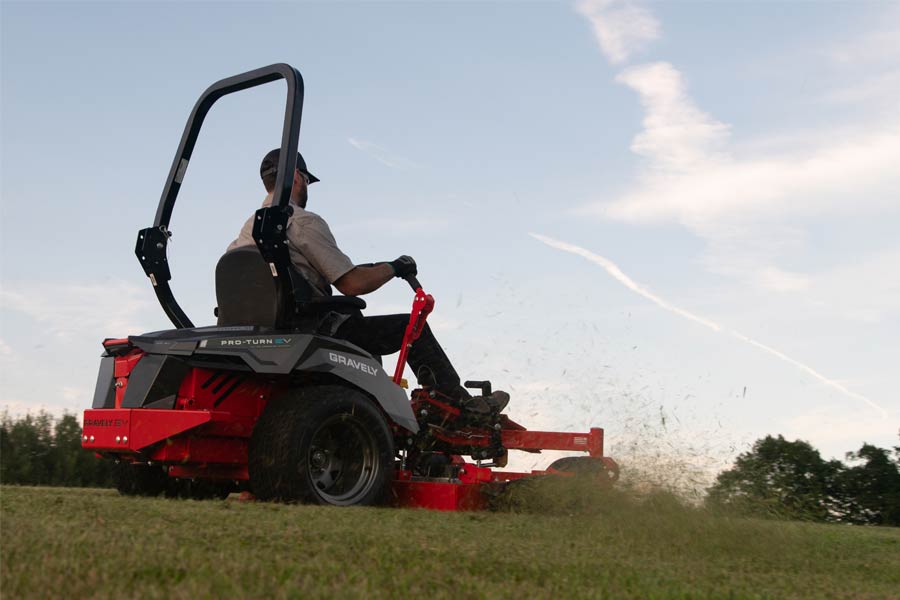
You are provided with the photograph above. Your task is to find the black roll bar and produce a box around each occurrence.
[135,64,304,329]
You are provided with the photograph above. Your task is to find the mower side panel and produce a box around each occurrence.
[133,331,345,375]
[131,330,419,433]
[92,356,117,409]
[121,354,190,409]
[191,334,312,374]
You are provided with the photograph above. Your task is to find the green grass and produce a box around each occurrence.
[2,485,898,599]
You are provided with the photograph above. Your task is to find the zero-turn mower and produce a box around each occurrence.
[82,64,619,509]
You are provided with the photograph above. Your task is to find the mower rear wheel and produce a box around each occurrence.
[249,385,394,506]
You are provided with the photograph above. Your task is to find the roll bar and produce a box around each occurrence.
[135,64,304,329]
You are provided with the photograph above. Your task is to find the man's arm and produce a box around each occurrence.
[333,263,394,296]
[288,214,416,296]
[334,256,417,296]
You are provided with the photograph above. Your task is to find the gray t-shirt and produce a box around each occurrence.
[228,194,355,296]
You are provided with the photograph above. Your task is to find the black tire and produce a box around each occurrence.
[249,385,394,506]
[413,452,453,478]
[548,456,619,484]
[114,463,168,497]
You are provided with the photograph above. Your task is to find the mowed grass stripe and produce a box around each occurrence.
[1,486,898,599]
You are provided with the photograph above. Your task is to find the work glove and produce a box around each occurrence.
[388,255,417,278]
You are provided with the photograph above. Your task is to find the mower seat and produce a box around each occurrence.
[215,246,365,328]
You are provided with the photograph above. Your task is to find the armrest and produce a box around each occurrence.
[304,295,367,312]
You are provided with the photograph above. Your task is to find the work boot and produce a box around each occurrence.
[489,391,510,413]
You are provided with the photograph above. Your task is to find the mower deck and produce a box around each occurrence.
[83,405,617,510]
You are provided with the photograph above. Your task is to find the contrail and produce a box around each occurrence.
[530,233,887,417]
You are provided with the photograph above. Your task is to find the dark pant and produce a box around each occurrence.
[334,314,463,397]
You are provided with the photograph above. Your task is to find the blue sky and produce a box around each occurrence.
[2,1,898,482]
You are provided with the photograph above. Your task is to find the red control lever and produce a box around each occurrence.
[393,286,435,385]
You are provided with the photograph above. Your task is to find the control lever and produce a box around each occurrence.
[393,276,434,385]
[404,274,422,291]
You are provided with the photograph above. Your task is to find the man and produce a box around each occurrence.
[228,149,508,414]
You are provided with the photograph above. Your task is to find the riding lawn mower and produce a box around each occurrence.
[81,64,619,509]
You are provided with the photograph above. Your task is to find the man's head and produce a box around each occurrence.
[260,149,319,207]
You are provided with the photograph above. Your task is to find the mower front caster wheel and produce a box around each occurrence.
[548,456,620,485]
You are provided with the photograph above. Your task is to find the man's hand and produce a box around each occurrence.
[389,255,417,278]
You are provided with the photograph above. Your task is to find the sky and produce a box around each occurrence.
[2,1,898,483]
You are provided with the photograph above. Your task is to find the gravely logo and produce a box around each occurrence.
[328,352,379,376]
[200,337,293,348]
[85,418,129,427]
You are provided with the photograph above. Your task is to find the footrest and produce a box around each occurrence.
[464,380,492,396]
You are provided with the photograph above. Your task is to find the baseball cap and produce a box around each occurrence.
[259,148,320,184]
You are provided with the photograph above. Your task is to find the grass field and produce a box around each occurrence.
[2,485,898,599]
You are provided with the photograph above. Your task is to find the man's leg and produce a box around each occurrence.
[406,325,468,400]
[334,315,467,400]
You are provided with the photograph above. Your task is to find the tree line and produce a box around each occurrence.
[1,412,898,525]
[1,412,115,488]
[707,435,900,526]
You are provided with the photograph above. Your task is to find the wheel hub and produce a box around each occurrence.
[305,414,380,505]
[310,449,328,469]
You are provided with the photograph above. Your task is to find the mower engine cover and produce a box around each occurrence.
[114,326,418,433]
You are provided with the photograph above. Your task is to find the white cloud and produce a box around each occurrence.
[781,404,899,459]
[1,279,153,340]
[594,63,900,227]
[577,57,900,294]
[348,137,417,169]
[755,266,810,293]
[615,62,730,171]
[573,5,900,296]
[0,338,11,356]
[575,0,660,65]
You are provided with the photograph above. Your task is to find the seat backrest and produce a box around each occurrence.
[215,246,283,327]
[216,245,367,329]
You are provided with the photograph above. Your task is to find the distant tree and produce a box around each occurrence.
[52,413,84,486]
[834,443,900,526]
[0,412,55,485]
[0,412,14,483]
[0,411,114,488]
[707,435,843,521]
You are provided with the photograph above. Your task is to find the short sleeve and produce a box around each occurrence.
[288,214,355,283]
